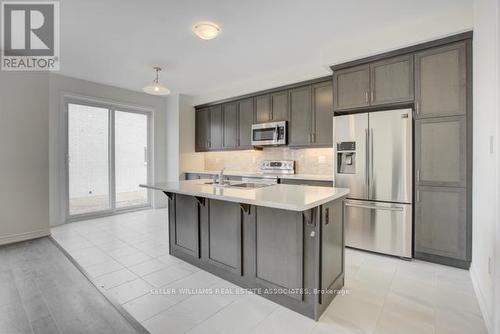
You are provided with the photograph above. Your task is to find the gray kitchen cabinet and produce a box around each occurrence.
[288,81,333,147]
[209,105,223,150]
[255,207,303,300]
[289,86,312,146]
[333,64,370,111]
[255,91,288,123]
[195,108,210,151]
[333,55,413,111]
[415,116,466,187]
[222,102,238,149]
[312,81,334,146]
[255,95,271,123]
[370,54,414,106]
[237,98,254,148]
[415,42,467,118]
[169,194,200,259]
[206,200,242,275]
[270,91,289,121]
[415,186,468,261]
[321,200,344,297]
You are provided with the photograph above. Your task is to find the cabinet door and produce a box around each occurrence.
[222,102,238,149]
[207,200,242,275]
[255,95,271,123]
[171,194,200,258]
[333,64,370,111]
[255,207,303,300]
[312,81,333,145]
[209,105,223,150]
[270,91,288,121]
[415,42,467,118]
[195,108,210,151]
[370,54,414,106]
[238,98,254,148]
[415,116,466,187]
[415,186,467,260]
[289,86,312,146]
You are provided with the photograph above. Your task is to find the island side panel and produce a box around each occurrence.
[316,198,345,316]
[169,194,201,258]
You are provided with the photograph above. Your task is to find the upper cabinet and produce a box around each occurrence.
[333,64,370,111]
[195,108,210,151]
[209,105,223,150]
[222,102,238,149]
[370,55,414,106]
[333,55,414,112]
[288,81,333,148]
[255,91,289,123]
[237,98,254,149]
[415,42,467,118]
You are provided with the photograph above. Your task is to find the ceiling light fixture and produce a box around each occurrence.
[143,66,170,96]
[192,21,221,40]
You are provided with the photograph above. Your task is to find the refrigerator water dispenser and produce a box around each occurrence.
[337,141,356,174]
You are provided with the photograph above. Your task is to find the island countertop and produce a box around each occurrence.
[141,179,349,211]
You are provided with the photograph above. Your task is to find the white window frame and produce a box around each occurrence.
[63,94,154,222]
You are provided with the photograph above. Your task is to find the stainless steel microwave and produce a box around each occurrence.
[251,121,287,146]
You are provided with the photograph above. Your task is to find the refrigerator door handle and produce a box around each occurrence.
[345,202,404,212]
[365,128,369,185]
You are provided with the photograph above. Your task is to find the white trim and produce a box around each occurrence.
[0,229,50,246]
[470,265,493,334]
[61,92,155,222]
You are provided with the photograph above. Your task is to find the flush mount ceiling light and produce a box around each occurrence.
[192,21,221,40]
[143,66,170,96]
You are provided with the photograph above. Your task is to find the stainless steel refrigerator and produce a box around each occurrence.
[333,109,412,258]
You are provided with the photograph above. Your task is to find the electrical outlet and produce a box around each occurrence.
[488,257,493,275]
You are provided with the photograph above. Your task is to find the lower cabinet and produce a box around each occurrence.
[169,194,200,259]
[206,200,243,275]
[415,186,469,267]
[255,207,304,300]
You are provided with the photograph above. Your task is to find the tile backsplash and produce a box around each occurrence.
[204,147,333,175]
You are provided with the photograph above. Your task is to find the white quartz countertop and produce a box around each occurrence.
[183,170,333,182]
[141,179,348,211]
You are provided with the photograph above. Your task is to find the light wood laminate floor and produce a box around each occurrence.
[0,237,140,334]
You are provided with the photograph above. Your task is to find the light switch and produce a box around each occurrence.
[490,135,495,154]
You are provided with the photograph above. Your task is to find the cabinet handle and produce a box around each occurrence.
[416,169,420,182]
[415,101,420,115]
[308,133,312,143]
[416,190,420,202]
[365,92,369,104]
[325,208,330,225]
[371,91,374,103]
[312,133,316,143]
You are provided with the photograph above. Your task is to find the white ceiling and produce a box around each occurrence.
[59,0,473,103]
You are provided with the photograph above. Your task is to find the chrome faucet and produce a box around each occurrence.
[218,168,225,185]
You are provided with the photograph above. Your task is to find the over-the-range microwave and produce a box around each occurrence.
[251,121,287,146]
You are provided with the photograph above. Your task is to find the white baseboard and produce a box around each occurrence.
[470,265,493,333]
[0,229,50,246]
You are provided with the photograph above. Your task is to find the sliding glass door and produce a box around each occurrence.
[66,99,151,219]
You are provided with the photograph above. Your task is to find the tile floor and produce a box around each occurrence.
[51,209,488,334]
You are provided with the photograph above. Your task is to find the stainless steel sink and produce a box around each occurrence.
[229,182,272,189]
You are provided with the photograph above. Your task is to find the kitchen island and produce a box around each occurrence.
[140,180,349,320]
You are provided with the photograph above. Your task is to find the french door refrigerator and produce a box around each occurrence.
[333,109,412,258]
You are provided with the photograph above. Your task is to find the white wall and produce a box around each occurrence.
[49,74,168,226]
[471,0,500,333]
[0,72,50,244]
